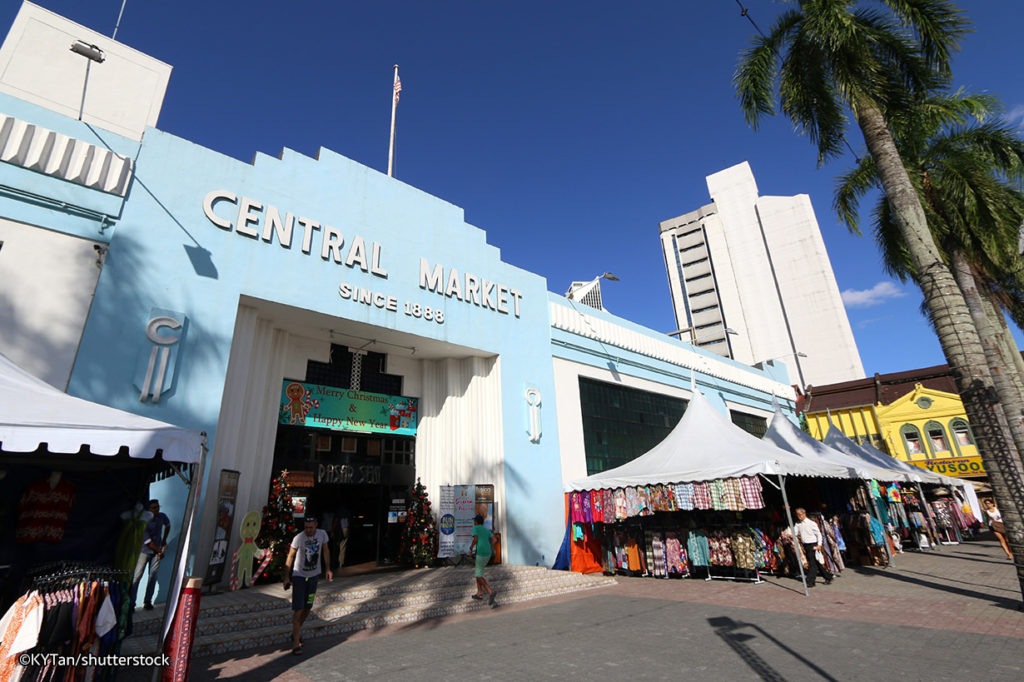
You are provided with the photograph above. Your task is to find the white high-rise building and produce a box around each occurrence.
[659,162,864,387]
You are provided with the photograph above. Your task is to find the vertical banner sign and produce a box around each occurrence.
[205,470,240,585]
[454,485,476,555]
[475,484,495,531]
[437,486,455,558]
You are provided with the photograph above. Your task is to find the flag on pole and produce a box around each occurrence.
[393,74,402,105]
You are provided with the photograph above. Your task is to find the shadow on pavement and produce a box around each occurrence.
[708,616,837,682]
[851,566,1023,610]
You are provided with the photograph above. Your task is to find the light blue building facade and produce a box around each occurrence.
[0,3,796,602]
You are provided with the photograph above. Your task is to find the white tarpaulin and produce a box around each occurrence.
[819,421,953,485]
[565,390,850,492]
[0,352,203,463]
[763,408,906,482]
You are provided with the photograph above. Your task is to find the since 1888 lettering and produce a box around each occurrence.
[338,282,445,324]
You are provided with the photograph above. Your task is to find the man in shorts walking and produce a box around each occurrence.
[283,516,332,655]
[469,514,497,607]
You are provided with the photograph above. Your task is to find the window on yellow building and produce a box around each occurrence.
[924,421,949,453]
[950,419,973,447]
[901,424,924,455]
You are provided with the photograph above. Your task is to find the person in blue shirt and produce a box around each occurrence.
[469,515,497,607]
[132,499,171,610]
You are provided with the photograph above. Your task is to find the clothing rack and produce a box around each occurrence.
[700,565,763,584]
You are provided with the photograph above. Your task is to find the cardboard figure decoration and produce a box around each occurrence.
[235,510,263,589]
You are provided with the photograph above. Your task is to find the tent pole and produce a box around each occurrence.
[916,482,941,552]
[778,474,809,597]
[864,481,894,568]
[153,438,208,681]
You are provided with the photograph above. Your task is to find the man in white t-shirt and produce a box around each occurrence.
[283,516,332,655]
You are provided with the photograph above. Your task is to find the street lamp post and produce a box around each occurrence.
[756,351,808,387]
[70,40,105,121]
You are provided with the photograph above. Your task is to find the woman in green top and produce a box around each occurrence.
[469,514,497,607]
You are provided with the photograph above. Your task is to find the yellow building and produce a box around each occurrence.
[802,366,985,480]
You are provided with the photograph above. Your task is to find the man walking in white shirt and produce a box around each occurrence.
[794,507,832,587]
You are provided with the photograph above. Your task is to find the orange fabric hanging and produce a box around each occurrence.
[566,493,603,574]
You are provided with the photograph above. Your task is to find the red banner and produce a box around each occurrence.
[162,577,202,682]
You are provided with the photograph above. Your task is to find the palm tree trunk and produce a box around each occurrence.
[950,249,1024,458]
[984,288,1024,402]
[854,96,1024,596]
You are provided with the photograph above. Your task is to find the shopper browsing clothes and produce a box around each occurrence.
[283,516,332,655]
[794,507,832,587]
[469,515,497,607]
[983,498,1013,560]
[131,499,171,610]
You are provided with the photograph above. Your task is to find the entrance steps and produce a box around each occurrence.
[123,564,614,658]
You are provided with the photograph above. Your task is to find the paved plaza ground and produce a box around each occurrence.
[163,535,1023,681]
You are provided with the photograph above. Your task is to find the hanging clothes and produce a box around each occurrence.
[581,490,594,523]
[614,489,627,521]
[603,490,616,524]
[590,490,604,522]
[693,482,712,510]
[709,480,726,510]
[674,483,696,511]
[570,492,584,523]
[723,479,743,511]
[730,531,756,570]
[687,530,710,567]
[739,477,764,510]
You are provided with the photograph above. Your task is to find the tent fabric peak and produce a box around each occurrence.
[565,390,849,492]
[0,352,204,463]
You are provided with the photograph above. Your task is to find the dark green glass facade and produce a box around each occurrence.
[730,410,767,438]
[579,377,688,475]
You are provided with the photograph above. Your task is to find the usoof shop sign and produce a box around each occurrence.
[910,456,987,477]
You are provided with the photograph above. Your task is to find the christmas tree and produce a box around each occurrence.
[256,470,298,582]
[399,479,438,568]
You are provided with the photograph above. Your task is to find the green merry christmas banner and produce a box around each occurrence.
[279,381,418,436]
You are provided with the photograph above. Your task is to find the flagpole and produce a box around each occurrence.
[388,64,400,177]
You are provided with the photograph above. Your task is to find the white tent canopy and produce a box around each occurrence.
[0,352,203,463]
[820,421,952,485]
[763,408,906,482]
[565,390,850,492]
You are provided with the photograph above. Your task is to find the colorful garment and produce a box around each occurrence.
[590,490,603,522]
[570,492,583,523]
[709,479,726,510]
[675,483,695,510]
[603,489,616,524]
[739,477,764,509]
[723,478,743,510]
[708,532,734,566]
[581,490,593,523]
[637,486,651,516]
[687,530,710,567]
[730,531,756,570]
[16,478,76,543]
[692,482,712,510]
[665,532,686,574]
[614,489,628,520]
[625,487,640,517]
[648,531,667,577]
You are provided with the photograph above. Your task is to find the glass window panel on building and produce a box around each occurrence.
[925,421,949,453]
[730,410,767,438]
[901,424,924,455]
[950,419,973,448]
[579,378,687,475]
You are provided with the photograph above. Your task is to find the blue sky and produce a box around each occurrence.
[7,1,1022,380]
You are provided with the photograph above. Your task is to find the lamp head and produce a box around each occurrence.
[71,41,105,63]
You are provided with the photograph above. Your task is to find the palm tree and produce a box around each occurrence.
[734,0,1024,597]
[834,94,1024,462]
